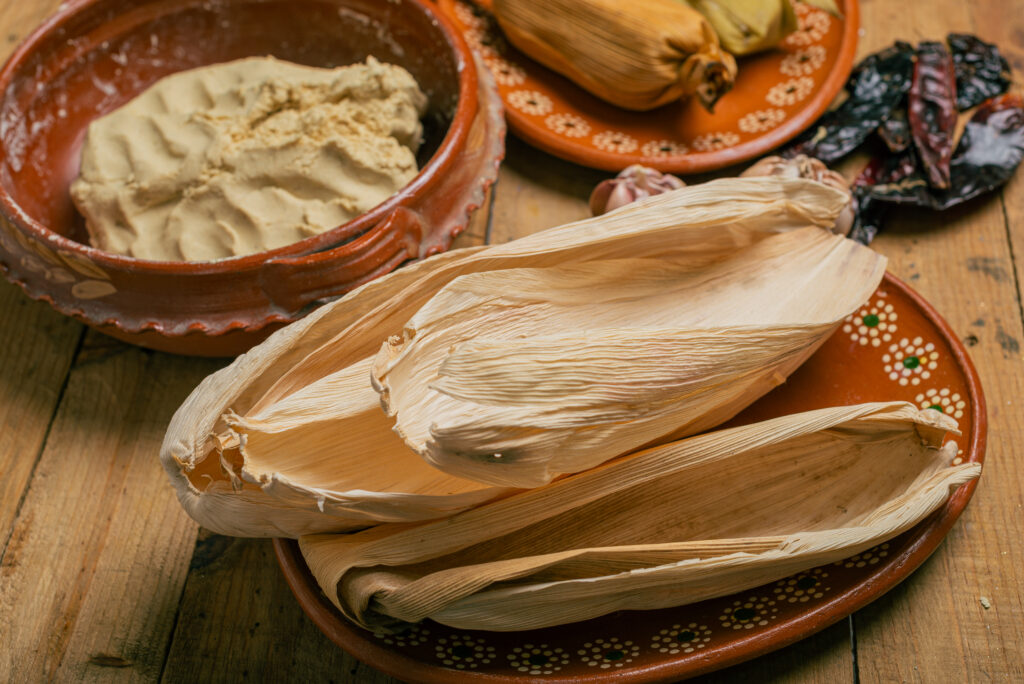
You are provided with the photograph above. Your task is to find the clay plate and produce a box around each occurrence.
[273,272,986,682]
[438,0,858,173]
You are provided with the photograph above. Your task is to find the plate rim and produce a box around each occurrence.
[438,0,861,173]
[272,270,987,683]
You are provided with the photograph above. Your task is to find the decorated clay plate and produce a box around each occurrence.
[274,273,986,682]
[436,0,859,173]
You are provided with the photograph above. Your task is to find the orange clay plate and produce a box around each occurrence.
[274,272,986,683]
[436,0,859,173]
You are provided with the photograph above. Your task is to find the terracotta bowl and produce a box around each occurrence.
[0,0,504,356]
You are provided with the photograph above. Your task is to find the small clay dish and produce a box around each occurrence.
[0,0,505,356]
[441,0,857,173]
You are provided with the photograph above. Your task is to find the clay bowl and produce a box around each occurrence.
[0,0,504,356]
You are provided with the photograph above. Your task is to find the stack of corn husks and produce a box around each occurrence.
[161,177,979,632]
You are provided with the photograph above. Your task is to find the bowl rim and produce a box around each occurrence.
[0,0,479,273]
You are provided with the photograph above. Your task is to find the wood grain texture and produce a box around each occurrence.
[488,136,605,243]
[0,0,81,558]
[162,535,396,684]
[0,0,1022,681]
[0,283,81,544]
[0,333,223,682]
[850,2,1024,682]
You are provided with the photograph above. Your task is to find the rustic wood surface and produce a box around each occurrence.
[1,0,1022,681]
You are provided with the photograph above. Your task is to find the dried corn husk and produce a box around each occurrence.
[804,0,842,16]
[741,155,855,235]
[299,402,979,632]
[373,225,884,488]
[683,0,798,56]
[161,177,854,537]
[493,0,738,111]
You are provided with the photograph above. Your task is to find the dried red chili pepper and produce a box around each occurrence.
[784,41,914,163]
[941,93,1024,207]
[909,42,958,189]
[874,95,1024,210]
[948,33,1011,111]
[851,94,1024,243]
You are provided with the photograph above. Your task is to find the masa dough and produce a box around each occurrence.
[71,56,428,261]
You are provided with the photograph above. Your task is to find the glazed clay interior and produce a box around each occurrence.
[0,0,459,252]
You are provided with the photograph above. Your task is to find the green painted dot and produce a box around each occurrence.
[902,355,921,369]
[451,645,474,658]
[733,608,756,621]
[528,654,549,666]
[796,576,817,590]
[678,630,696,642]
[862,313,880,327]
[928,404,944,412]
[604,650,625,661]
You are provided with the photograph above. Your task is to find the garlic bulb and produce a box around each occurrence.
[589,164,686,215]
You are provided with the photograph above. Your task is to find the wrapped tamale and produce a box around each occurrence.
[374,224,884,488]
[162,177,863,537]
[683,0,798,56]
[492,0,737,111]
[301,403,979,632]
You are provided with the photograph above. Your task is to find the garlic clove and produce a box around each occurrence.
[589,164,686,215]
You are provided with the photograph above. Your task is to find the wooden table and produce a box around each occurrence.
[2,0,1022,681]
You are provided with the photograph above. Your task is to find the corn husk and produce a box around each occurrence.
[161,177,858,537]
[373,225,884,488]
[299,402,979,632]
[741,155,855,235]
[683,0,798,56]
[804,0,842,16]
[493,0,738,111]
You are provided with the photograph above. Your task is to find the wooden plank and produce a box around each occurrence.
[488,136,606,243]
[0,0,82,548]
[0,283,81,544]
[0,332,224,681]
[852,2,1024,681]
[161,535,396,684]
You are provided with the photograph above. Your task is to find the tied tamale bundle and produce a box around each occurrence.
[492,0,737,111]
[162,177,869,537]
[300,403,979,632]
[374,225,884,488]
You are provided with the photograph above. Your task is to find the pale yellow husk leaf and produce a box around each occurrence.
[683,0,798,56]
[160,177,855,537]
[373,225,885,487]
[299,402,979,632]
[493,0,737,111]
